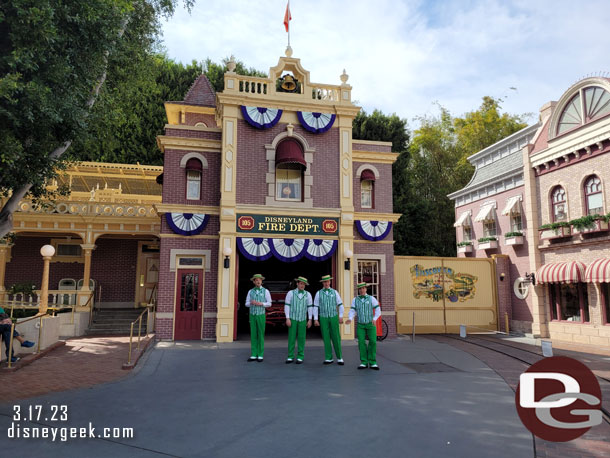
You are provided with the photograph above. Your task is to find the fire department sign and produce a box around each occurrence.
[237,214,339,236]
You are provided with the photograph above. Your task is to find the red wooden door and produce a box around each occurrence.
[174,269,203,340]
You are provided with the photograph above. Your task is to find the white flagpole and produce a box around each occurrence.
[287,1,291,47]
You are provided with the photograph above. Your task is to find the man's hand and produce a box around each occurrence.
[345,319,352,325]
[286,318,291,327]
[314,320,320,327]
[307,319,312,329]
[339,317,344,324]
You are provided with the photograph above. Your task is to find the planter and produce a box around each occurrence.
[477,240,498,250]
[539,226,571,240]
[457,244,473,254]
[572,219,609,234]
[505,235,524,246]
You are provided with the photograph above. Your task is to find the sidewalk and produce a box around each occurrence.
[0,336,147,402]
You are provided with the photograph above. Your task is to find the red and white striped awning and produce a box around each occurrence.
[536,261,587,284]
[585,258,610,283]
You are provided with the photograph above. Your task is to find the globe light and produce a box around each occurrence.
[40,244,55,257]
[222,247,233,257]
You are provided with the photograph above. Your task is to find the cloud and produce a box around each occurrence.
[161,0,610,127]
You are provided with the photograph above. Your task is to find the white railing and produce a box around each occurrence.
[311,85,340,102]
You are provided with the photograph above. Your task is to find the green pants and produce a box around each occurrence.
[249,314,266,358]
[287,319,307,360]
[356,322,377,365]
[320,316,342,360]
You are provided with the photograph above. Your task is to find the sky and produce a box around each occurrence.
[161,0,610,129]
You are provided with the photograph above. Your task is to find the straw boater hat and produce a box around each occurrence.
[250,274,265,281]
[356,282,368,289]
[295,276,309,285]
[319,275,333,282]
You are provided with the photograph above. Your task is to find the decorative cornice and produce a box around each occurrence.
[352,139,393,147]
[156,136,222,153]
[354,211,401,222]
[164,103,216,125]
[352,151,399,164]
[154,203,220,215]
[163,124,221,133]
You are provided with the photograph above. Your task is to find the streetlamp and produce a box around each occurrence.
[344,249,353,270]
[223,246,232,269]
[39,244,55,315]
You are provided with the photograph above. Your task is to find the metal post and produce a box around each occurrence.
[137,316,142,351]
[128,322,134,365]
[412,312,415,342]
[7,322,15,368]
[505,312,510,335]
[37,315,43,353]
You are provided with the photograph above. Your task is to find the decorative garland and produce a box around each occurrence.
[236,238,337,262]
[355,220,392,241]
[241,106,283,129]
[304,239,337,261]
[269,238,308,262]
[165,213,210,236]
[297,111,336,133]
[237,238,273,261]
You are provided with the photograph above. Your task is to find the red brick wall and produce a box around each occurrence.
[156,238,219,340]
[5,236,139,304]
[164,128,222,141]
[352,142,392,153]
[353,242,396,338]
[162,149,221,207]
[236,120,341,208]
[353,161,393,213]
[185,113,218,127]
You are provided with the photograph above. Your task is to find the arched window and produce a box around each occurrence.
[185,158,202,200]
[557,86,610,135]
[275,139,305,201]
[584,175,603,215]
[551,186,567,222]
[360,169,375,209]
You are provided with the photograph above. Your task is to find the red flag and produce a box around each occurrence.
[283,2,291,32]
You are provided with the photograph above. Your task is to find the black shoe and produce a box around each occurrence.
[296,359,303,365]
[247,357,257,362]
[285,359,294,364]
[257,358,263,363]
[337,359,345,366]
[323,360,333,365]
[370,364,380,371]
[358,364,367,370]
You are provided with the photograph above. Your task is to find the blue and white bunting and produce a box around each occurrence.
[237,238,272,261]
[355,220,392,241]
[269,238,308,262]
[297,111,336,133]
[241,106,283,129]
[304,239,337,261]
[165,213,210,236]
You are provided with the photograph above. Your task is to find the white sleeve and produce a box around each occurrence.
[338,305,344,318]
[284,304,290,319]
[313,291,320,307]
[285,290,293,306]
[263,289,272,307]
[335,290,343,306]
[371,296,380,307]
[307,292,313,306]
[310,303,318,320]
[245,290,252,308]
[373,304,381,322]
[348,298,357,320]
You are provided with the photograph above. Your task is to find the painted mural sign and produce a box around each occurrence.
[237,214,339,236]
[410,264,478,302]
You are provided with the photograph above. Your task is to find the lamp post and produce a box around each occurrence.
[39,244,55,315]
[344,249,353,271]
[223,246,232,269]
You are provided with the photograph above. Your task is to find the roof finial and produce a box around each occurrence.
[340,69,349,85]
[226,55,236,73]
[285,45,293,57]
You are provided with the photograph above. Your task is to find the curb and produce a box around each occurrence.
[122,335,156,370]
[1,341,66,372]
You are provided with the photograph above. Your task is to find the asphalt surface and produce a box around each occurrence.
[0,336,533,458]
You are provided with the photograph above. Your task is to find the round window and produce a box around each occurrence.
[514,277,529,299]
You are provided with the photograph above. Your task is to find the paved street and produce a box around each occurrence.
[1,337,532,458]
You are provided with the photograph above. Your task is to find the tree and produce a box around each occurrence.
[203,57,266,93]
[403,97,528,257]
[0,0,193,238]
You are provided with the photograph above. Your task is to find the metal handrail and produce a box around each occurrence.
[126,304,155,366]
[6,312,51,369]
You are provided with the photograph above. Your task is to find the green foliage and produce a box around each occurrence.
[568,214,604,230]
[539,221,571,230]
[457,241,473,247]
[505,231,523,238]
[477,236,498,243]
[0,232,16,245]
[203,57,267,93]
[8,281,36,295]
